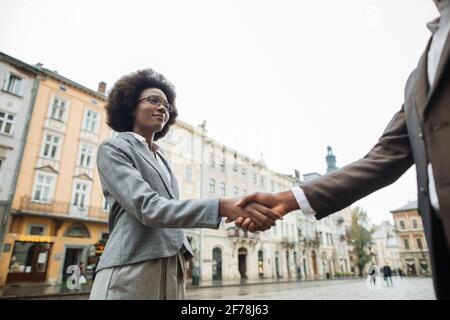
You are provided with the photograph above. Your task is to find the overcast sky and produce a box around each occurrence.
[0,0,439,225]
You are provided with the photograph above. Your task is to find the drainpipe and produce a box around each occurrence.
[199,120,207,284]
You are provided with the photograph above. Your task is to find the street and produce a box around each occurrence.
[186,277,435,300]
[24,277,435,300]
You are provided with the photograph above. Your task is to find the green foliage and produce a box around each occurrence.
[350,207,373,276]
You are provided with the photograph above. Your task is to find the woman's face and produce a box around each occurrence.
[133,87,170,133]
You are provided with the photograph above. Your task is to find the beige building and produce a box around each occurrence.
[371,221,401,272]
[296,148,352,280]
[0,58,110,286]
[391,200,431,276]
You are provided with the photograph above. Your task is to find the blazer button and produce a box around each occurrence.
[418,133,423,139]
[420,187,428,197]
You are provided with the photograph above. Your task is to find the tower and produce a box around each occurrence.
[326,145,338,173]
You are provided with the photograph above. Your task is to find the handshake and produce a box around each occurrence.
[218,191,300,232]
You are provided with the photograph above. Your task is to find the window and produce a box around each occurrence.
[209,148,215,169]
[32,172,56,203]
[0,157,4,171]
[4,74,23,95]
[83,109,99,133]
[64,223,90,238]
[209,179,215,194]
[241,189,247,196]
[185,165,193,181]
[233,186,239,197]
[416,238,423,250]
[412,219,418,229]
[8,242,50,273]
[41,133,61,159]
[318,232,323,245]
[100,232,109,242]
[185,136,193,154]
[102,196,109,212]
[29,226,45,236]
[260,176,265,187]
[0,111,14,135]
[233,164,239,173]
[79,144,94,168]
[241,167,247,176]
[399,221,406,230]
[219,182,226,196]
[49,96,68,121]
[270,180,275,192]
[253,173,257,185]
[219,158,225,172]
[72,181,89,209]
[403,239,410,249]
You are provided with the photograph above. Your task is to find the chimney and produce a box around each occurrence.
[294,169,300,180]
[98,81,107,94]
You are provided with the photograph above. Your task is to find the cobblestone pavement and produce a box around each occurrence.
[18,276,435,300]
[186,277,435,300]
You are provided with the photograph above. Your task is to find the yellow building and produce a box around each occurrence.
[391,200,431,276]
[0,67,111,286]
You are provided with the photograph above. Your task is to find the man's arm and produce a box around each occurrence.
[236,105,414,230]
[301,105,413,219]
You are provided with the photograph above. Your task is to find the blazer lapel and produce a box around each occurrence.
[119,133,176,199]
[156,150,180,199]
[428,29,450,100]
[414,40,431,120]
[417,32,450,119]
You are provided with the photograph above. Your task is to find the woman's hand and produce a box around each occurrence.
[231,191,298,232]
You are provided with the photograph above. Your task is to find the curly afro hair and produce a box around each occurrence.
[105,69,178,141]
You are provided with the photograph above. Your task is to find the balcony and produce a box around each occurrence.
[226,226,260,241]
[280,236,297,248]
[18,196,108,222]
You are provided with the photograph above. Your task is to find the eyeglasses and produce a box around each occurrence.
[138,95,175,113]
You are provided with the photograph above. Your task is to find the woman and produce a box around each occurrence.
[89,69,280,300]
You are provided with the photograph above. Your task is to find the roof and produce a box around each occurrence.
[0,51,40,75]
[39,67,107,101]
[390,200,418,213]
[1,51,106,101]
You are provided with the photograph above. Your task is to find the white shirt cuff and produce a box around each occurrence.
[291,186,316,216]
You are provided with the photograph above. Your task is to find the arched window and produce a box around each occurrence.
[212,247,222,281]
[64,223,90,238]
[258,250,264,278]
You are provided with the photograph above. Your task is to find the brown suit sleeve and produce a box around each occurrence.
[302,105,414,219]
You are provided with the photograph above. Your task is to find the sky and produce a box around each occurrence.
[0,0,439,225]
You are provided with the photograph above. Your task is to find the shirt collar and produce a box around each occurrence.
[126,131,161,152]
[428,0,450,34]
[434,0,450,12]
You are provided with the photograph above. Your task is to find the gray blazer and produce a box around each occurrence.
[95,132,220,272]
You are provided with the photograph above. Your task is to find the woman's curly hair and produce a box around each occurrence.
[105,69,178,141]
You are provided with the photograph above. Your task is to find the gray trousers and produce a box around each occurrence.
[89,251,186,300]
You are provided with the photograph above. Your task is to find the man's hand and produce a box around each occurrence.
[219,198,282,231]
[232,191,299,232]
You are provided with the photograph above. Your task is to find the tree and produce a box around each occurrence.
[350,207,373,276]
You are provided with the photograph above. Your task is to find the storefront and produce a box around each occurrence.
[0,215,110,286]
[6,235,52,284]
